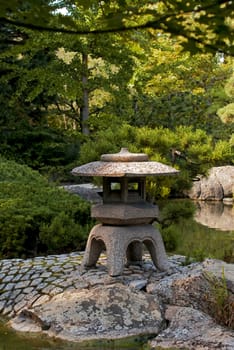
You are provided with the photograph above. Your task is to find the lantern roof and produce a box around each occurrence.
[72,148,179,178]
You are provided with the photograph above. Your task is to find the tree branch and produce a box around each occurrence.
[0,0,231,34]
[0,0,232,54]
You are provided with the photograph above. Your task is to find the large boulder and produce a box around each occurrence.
[147,259,234,349]
[10,284,164,341]
[147,259,234,309]
[63,184,102,204]
[187,166,234,201]
[150,306,234,350]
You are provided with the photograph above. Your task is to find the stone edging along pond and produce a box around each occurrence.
[0,252,234,349]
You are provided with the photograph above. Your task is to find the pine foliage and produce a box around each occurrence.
[0,157,92,258]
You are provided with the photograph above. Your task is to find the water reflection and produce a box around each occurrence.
[194,201,234,231]
[0,318,148,350]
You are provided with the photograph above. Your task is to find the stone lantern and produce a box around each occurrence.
[72,148,179,276]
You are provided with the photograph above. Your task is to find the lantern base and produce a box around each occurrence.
[81,223,169,277]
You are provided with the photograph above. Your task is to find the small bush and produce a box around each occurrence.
[0,157,92,258]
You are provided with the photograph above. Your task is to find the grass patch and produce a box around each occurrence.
[204,269,234,329]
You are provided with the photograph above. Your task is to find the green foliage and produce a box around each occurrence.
[1,1,233,139]
[79,124,137,164]
[217,71,234,124]
[160,225,180,252]
[128,46,234,140]
[0,157,92,258]
[225,74,234,98]
[217,103,234,124]
[212,139,234,164]
[0,124,82,181]
[0,2,233,186]
[79,124,233,199]
[204,270,234,329]
[0,3,137,134]
[146,177,172,201]
[0,0,233,56]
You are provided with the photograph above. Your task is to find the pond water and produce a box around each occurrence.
[0,318,151,350]
[194,200,234,231]
[0,200,233,350]
[168,200,234,262]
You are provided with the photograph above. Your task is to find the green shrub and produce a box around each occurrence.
[0,157,92,258]
[79,124,234,200]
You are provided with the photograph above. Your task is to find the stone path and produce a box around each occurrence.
[0,252,186,318]
[0,252,83,317]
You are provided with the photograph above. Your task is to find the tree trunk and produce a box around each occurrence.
[81,53,89,135]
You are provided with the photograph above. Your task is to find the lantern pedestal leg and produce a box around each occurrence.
[81,224,169,277]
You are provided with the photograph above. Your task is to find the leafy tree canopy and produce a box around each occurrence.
[217,72,234,123]
[0,0,233,56]
[0,0,233,175]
